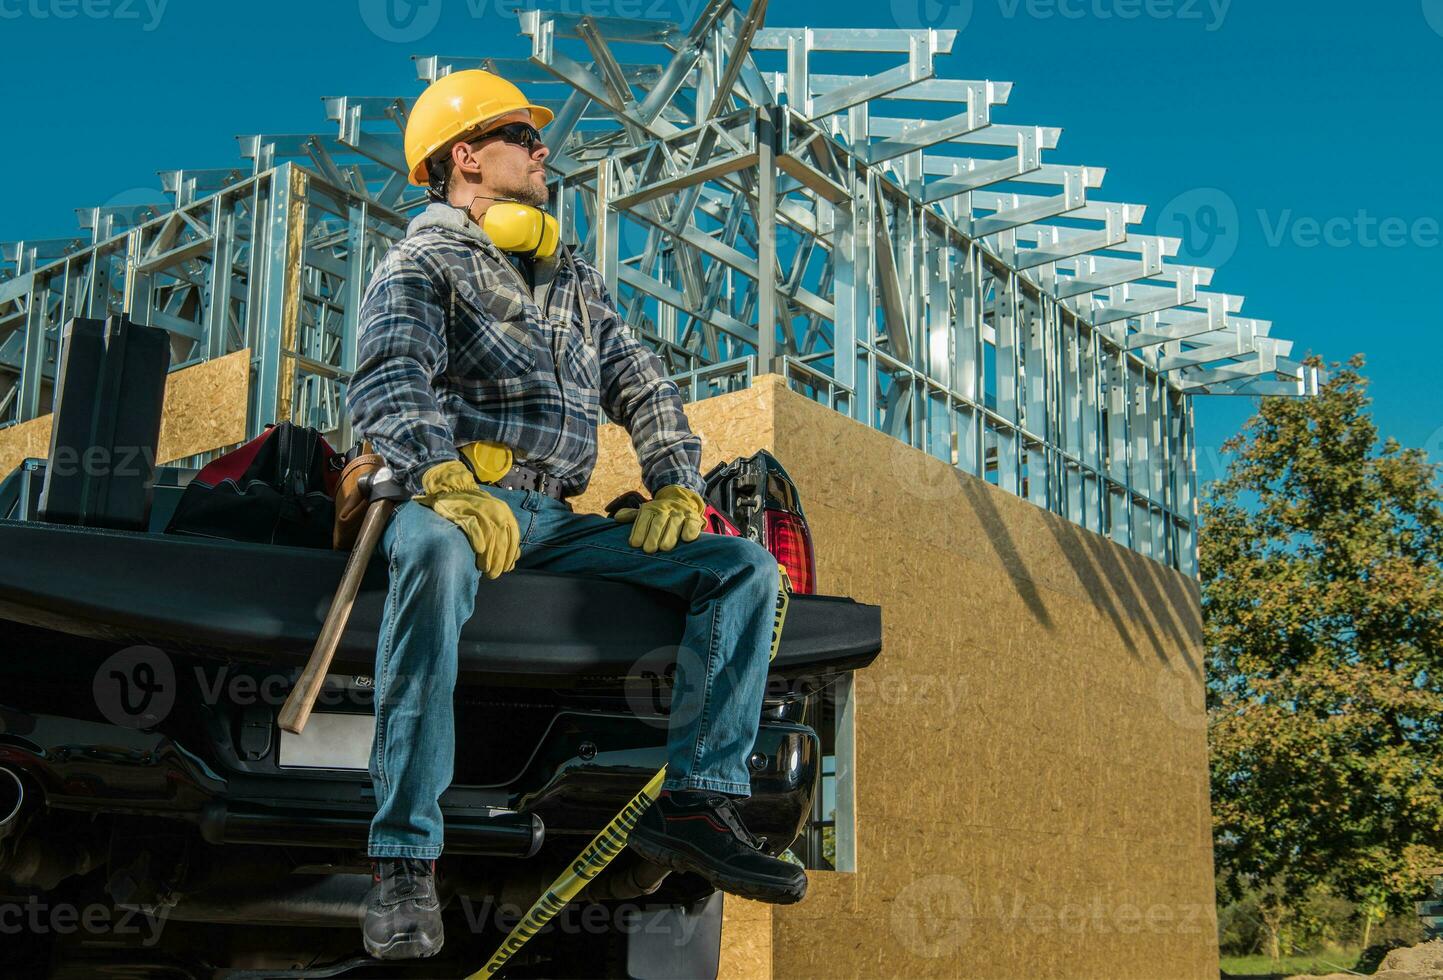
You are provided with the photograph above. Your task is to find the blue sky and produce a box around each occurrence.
[3,0,1440,481]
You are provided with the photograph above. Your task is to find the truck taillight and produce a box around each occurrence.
[764,509,815,595]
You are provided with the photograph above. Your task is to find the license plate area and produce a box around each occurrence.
[277,712,374,770]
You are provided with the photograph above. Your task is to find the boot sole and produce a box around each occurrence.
[364,928,445,961]
[627,832,807,905]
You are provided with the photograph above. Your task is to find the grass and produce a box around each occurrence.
[1220,946,1364,978]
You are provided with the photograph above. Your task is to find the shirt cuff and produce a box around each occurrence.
[396,451,460,496]
[645,467,706,497]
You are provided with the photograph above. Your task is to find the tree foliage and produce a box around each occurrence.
[1203,355,1443,946]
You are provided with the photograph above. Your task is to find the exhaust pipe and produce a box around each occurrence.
[0,766,103,889]
[0,767,23,843]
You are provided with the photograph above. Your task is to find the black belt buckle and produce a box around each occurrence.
[506,461,558,498]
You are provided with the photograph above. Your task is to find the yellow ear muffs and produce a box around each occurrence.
[482,202,560,259]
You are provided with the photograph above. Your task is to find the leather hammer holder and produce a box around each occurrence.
[333,452,386,550]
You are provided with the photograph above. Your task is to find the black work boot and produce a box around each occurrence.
[363,858,444,960]
[627,791,807,905]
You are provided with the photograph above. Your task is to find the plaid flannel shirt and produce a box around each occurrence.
[347,203,704,499]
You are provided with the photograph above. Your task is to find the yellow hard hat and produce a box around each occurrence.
[404,69,553,186]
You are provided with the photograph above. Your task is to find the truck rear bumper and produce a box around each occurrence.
[0,703,818,856]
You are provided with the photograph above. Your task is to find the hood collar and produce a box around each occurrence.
[405,201,567,275]
[406,201,495,246]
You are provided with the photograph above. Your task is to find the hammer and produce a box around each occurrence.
[279,464,407,734]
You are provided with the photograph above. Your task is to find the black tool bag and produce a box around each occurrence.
[165,422,341,548]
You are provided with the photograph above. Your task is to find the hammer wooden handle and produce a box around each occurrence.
[279,497,395,734]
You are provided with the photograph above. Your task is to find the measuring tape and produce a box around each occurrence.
[469,565,792,978]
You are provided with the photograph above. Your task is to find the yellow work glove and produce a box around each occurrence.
[612,484,706,554]
[413,460,520,579]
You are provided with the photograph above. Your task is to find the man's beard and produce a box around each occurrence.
[503,175,549,209]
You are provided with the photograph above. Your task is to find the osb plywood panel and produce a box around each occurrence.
[718,896,773,980]
[569,377,778,516]
[570,373,1218,980]
[767,381,1202,640]
[155,350,250,463]
[0,350,251,479]
[0,414,53,484]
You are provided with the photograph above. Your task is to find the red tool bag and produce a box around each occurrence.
[164,423,343,548]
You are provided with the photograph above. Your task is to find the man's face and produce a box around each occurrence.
[453,108,550,208]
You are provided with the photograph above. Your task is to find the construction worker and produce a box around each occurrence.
[347,69,807,961]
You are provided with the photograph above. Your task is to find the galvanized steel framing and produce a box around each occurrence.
[0,2,1313,575]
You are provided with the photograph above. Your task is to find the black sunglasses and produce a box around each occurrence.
[471,121,544,153]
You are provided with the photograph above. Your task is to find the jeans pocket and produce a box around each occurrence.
[483,485,537,540]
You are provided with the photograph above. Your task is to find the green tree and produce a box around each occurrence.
[1202,355,1443,960]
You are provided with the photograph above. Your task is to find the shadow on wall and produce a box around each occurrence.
[953,474,1054,632]
[953,473,1203,681]
[1043,514,1204,680]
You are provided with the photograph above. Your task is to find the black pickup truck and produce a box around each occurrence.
[0,439,882,978]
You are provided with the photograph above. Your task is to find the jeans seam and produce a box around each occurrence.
[370,517,404,849]
[686,597,724,779]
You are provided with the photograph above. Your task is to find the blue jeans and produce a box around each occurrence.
[367,487,781,859]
